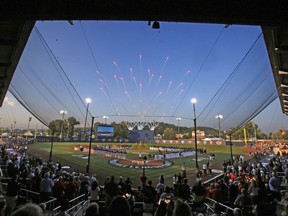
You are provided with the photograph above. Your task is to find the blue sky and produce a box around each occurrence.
[1,21,288,134]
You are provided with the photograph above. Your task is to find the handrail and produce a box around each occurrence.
[203,173,224,186]
[51,193,87,215]
[70,193,86,203]
[73,199,89,216]
[68,200,85,214]
[205,197,234,211]
[20,188,40,196]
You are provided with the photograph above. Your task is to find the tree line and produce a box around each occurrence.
[46,117,283,141]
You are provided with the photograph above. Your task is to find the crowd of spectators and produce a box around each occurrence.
[1,142,288,216]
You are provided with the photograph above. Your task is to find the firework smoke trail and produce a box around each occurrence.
[165,80,173,94]
[148,73,154,87]
[175,82,183,92]
[156,75,163,89]
[133,77,139,91]
[113,61,123,77]
[142,91,162,117]
[139,82,143,117]
[139,54,143,83]
[130,68,133,87]
[120,76,128,91]
[95,69,118,115]
[177,89,184,97]
[147,69,151,80]
[113,61,128,91]
[155,56,169,89]
[113,74,120,90]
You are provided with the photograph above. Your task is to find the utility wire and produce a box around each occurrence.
[172,27,226,116]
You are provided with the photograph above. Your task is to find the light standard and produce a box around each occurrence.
[60,110,67,140]
[191,98,198,169]
[176,117,182,133]
[83,98,92,137]
[215,115,223,138]
[229,134,233,164]
[103,115,109,124]
[26,117,32,140]
[86,116,95,174]
[49,130,55,161]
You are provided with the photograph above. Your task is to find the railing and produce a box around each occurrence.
[205,197,234,215]
[50,194,86,216]
[73,199,89,216]
[203,173,224,186]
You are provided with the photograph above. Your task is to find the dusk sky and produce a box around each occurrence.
[1,21,288,134]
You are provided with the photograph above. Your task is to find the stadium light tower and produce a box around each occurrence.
[215,115,223,138]
[191,98,198,169]
[83,98,92,137]
[176,117,182,133]
[86,116,95,174]
[60,110,67,140]
[103,115,109,124]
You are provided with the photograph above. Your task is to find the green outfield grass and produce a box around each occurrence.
[27,142,249,187]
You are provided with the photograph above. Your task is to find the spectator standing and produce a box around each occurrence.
[268,171,281,201]
[53,176,66,204]
[90,181,100,203]
[5,175,21,211]
[178,178,191,201]
[104,176,119,208]
[142,180,157,204]
[202,163,207,175]
[65,177,76,200]
[40,172,54,203]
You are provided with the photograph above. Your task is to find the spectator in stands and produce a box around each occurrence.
[118,176,127,195]
[40,172,54,203]
[80,175,90,200]
[125,177,132,186]
[228,181,239,206]
[65,177,76,200]
[208,183,221,202]
[285,164,288,183]
[5,175,21,211]
[155,200,168,216]
[104,176,119,208]
[108,196,131,216]
[156,179,165,195]
[173,199,192,216]
[90,174,97,184]
[133,185,145,202]
[178,178,191,201]
[268,171,281,201]
[233,208,243,216]
[234,188,251,208]
[142,180,157,204]
[90,181,100,203]
[55,199,70,216]
[248,179,259,205]
[53,176,66,205]
[10,203,44,216]
[85,202,99,216]
[191,180,206,212]
[210,202,221,216]
[281,203,288,216]
[159,186,174,203]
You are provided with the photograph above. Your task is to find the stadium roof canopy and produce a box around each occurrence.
[0,0,288,116]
